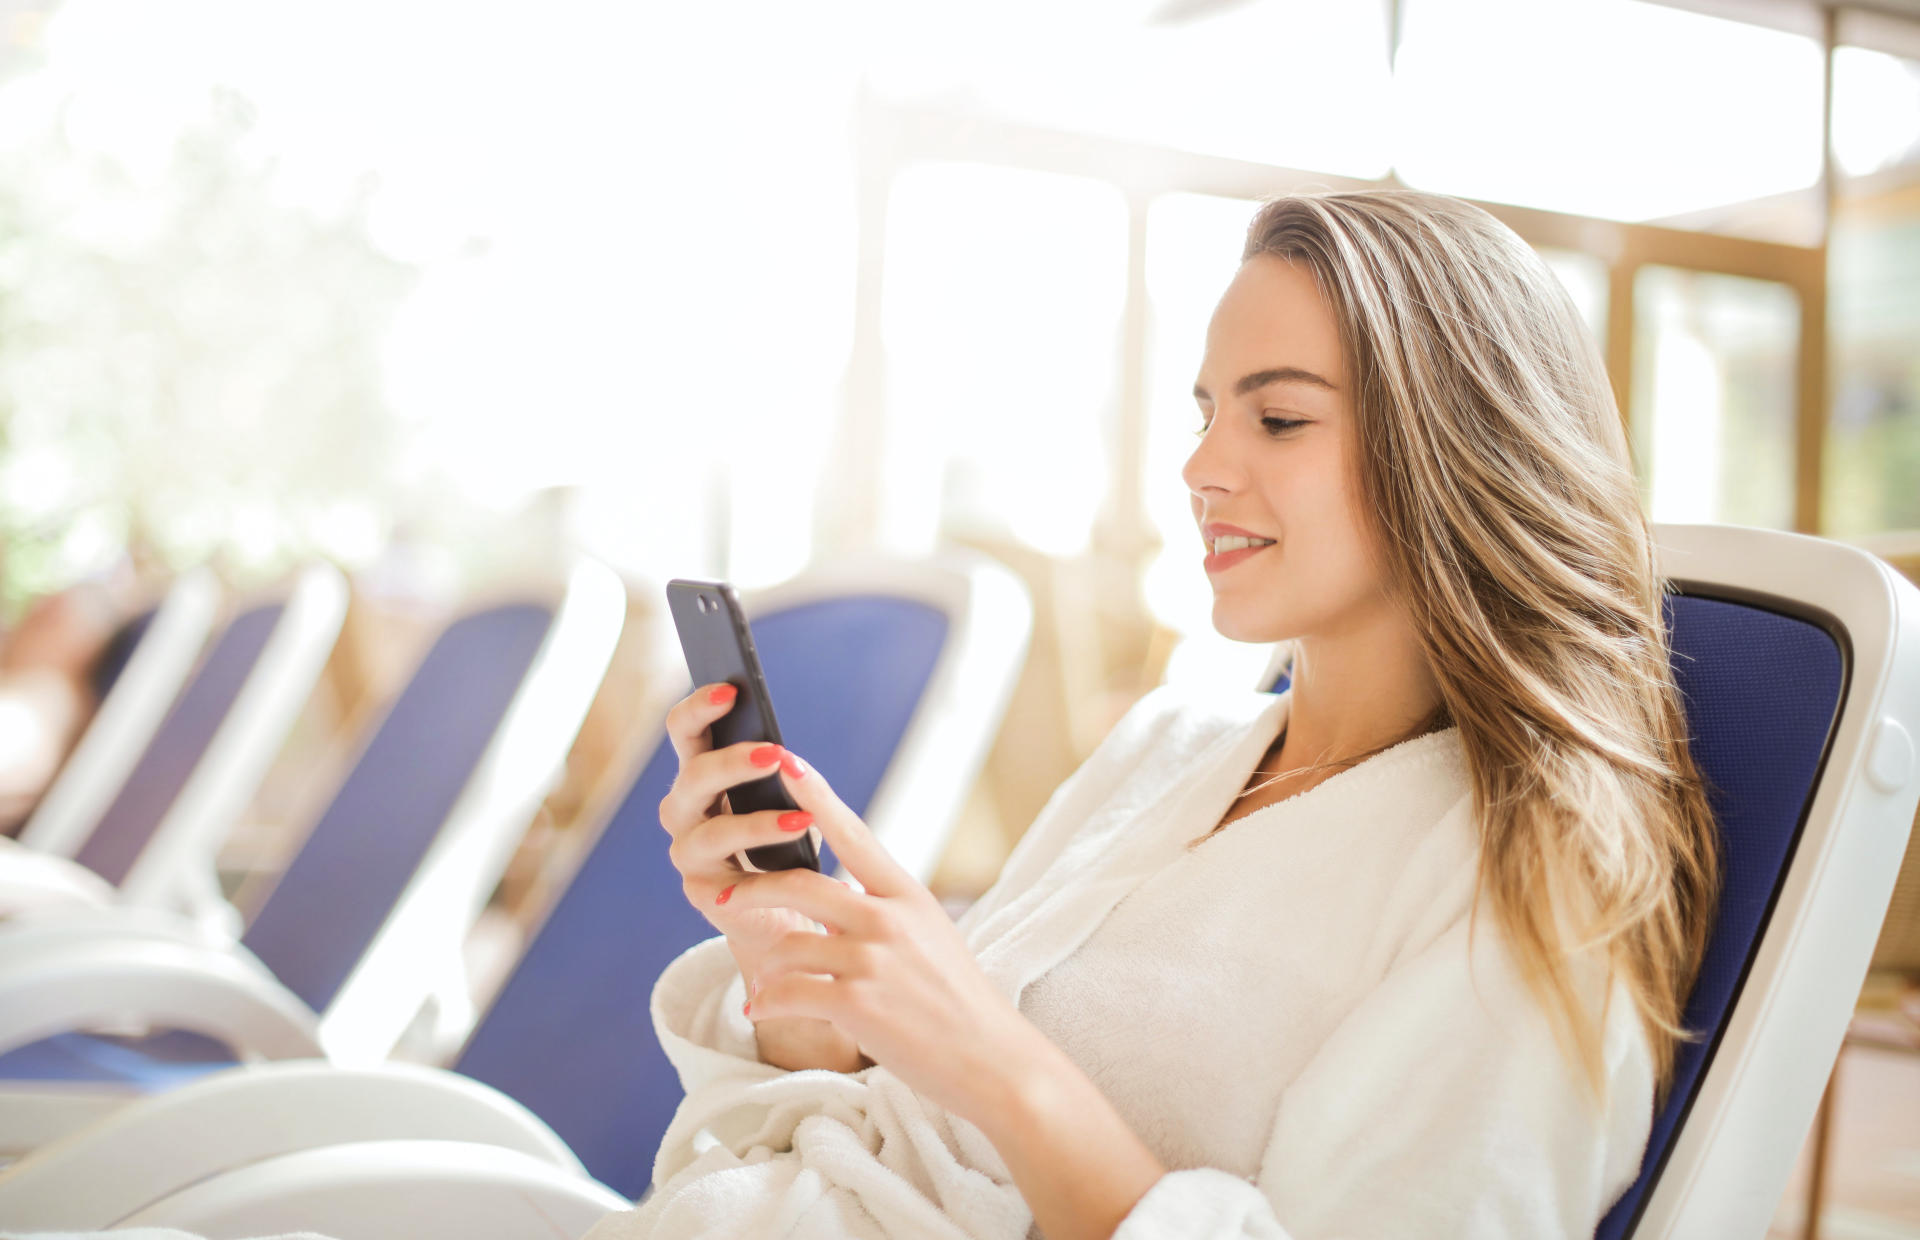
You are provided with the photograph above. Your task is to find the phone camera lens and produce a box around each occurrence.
[698,595,715,614]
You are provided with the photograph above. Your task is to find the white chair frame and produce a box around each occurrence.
[1626,523,1920,1238]
[120,1138,627,1240]
[0,1060,587,1230]
[16,568,220,860]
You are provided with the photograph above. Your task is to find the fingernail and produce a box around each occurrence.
[708,684,737,706]
[742,999,752,1017]
[716,885,735,905]
[780,753,810,780]
[778,811,812,832]
[750,744,783,768]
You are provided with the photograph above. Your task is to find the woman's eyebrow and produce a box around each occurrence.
[1191,366,1339,401]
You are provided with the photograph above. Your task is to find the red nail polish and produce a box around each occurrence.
[778,811,812,832]
[779,753,809,780]
[708,684,737,705]
[750,744,783,768]
[716,885,734,905]
[742,999,752,1017]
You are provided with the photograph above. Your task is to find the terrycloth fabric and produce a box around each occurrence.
[585,683,1654,1239]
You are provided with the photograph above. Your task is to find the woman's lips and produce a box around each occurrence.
[1204,542,1272,574]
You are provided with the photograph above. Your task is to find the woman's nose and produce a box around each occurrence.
[1181,422,1236,497]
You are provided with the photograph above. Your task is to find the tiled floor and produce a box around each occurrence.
[1768,1043,1920,1239]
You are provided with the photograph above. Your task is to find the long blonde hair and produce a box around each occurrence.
[1241,190,1719,1099]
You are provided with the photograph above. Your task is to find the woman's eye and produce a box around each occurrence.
[1193,415,1307,439]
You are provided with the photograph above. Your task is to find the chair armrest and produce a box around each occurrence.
[0,934,320,1060]
[0,1081,141,1158]
[120,1138,628,1240]
[0,842,117,919]
[0,901,233,956]
[0,1060,589,1229]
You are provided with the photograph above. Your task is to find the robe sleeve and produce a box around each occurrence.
[1111,914,1655,1240]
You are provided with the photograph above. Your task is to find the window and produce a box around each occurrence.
[1630,267,1799,527]
[878,162,1128,557]
[1825,45,1920,536]
[1535,246,1609,349]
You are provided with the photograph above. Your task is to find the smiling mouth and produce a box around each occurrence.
[1208,534,1275,554]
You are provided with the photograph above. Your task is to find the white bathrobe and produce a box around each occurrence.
[585,682,1653,1240]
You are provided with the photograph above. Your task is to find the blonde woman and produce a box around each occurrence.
[599,190,1720,1240]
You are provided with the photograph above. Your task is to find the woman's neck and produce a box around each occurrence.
[1276,606,1443,773]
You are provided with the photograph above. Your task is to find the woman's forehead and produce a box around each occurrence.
[1198,257,1346,391]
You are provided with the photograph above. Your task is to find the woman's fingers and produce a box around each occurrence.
[774,751,915,898]
[670,806,816,877]
[658,738,790,839]
[663,682,739,762]
[720,866,881,937]
[758,927,868,980]
[745,970,846,1027]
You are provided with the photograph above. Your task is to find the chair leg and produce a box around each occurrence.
[1801,1053,1841,1240]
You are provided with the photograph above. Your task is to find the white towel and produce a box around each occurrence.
[586,683,1652,1239]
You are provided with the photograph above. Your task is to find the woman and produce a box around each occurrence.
[592,190,1719,1240]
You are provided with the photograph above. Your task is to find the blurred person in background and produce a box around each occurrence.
[0,577,123,833]
[623,190,1721,1240]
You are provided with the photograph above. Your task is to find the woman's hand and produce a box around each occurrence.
[725,743,1055,1130]
[673,707,1170,1240]
[658,684,862,1072]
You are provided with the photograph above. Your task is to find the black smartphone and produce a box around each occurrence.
[665,578,820,873]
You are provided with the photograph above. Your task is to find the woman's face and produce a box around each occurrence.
[1183,254,1390,645]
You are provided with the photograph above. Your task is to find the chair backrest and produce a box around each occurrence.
[1592,525,1919,1239]
[239,560,624,1064]
[453,552,1030,1198]
[68,605,283,888]
[61,567,346,924]
[19,570,220,859]
[116,566,348,931]
[736,553,1031,882]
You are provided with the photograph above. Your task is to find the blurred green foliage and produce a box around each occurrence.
[0,86,416,617]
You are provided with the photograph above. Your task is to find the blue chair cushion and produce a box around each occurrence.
[0,1030,236,1091]
[240,603,554,1014]
[75,603,285,887]
[1596,590,1845,1239]
[454,594,949,1199]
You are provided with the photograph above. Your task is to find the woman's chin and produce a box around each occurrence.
[1210,604,1290,646]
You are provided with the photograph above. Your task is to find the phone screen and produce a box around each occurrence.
[665,579,820,872]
